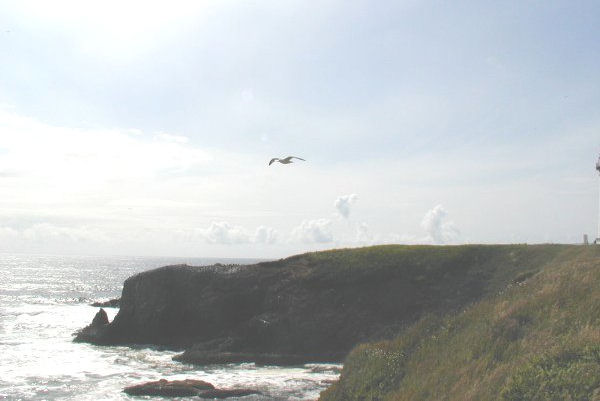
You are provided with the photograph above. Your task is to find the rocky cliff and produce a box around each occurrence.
[75,244,568,363]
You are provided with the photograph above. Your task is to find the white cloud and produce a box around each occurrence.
[254,225,278,244]
[291,219,333,243]
[421,205,460,244]
[334,194,358,218]
[0,108,213,184]
[195,221,278,245]
[196,221,251,245]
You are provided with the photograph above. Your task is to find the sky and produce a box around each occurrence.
[0,0,599,258]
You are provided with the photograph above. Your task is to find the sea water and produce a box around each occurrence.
[0,253,340,401]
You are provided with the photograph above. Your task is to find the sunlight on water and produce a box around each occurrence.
[0,254,340,400]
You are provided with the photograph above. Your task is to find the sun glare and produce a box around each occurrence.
[10,1,216,61]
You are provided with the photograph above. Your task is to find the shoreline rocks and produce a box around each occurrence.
[73,308,110,343]
[124,379,214,397]
[123,379,261,399]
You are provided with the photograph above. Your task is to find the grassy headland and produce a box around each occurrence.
[320,245,600,401]
[80,244,569,362]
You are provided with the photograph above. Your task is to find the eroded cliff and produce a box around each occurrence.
[75,244,568,363]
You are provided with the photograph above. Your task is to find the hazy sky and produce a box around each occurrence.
[0,0,599,258]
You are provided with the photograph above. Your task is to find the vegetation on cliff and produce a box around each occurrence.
[77,243,578,370]
[320,245,600,401]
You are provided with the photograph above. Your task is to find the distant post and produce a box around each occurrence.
[596,154,600,244]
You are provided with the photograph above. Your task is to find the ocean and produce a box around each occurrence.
[0,253,340,401]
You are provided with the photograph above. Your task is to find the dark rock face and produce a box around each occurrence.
[74,308,110,343]
[123,379,214,397]
[91,298,120,308]
[122,379,260,399]
[92,308,109,325]
[75,246,549,362]
[198,388,262,399]
[83,261,373,358]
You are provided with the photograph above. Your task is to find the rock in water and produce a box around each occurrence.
[90,298,120,308]
[198,388,262,399]
[73,308,110,343]
[123,379,214,397]
[91,308,109,325]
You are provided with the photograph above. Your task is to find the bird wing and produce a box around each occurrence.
[289,156,305,161]
[268,158,279,166]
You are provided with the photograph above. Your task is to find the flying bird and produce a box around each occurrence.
[268,156,306,166]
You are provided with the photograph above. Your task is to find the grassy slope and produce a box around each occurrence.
[320,245,600,401]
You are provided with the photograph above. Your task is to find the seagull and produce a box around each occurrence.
[268,156,306,166]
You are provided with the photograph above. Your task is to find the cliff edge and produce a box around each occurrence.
[75,244,570,363]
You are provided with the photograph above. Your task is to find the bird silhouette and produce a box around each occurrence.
[268,156,306,166]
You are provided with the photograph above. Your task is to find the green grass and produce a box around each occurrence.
[500,345,600,401]
[320,245,600,401]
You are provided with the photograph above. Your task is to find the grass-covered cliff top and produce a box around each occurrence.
[266,243,569,291]
[320,244,600,401]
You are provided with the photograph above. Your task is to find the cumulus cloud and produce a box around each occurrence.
[421,205,459,244]
[196,221,278,245]
[291,219,333,243]
[254,225,278,244]
[196,221,250,244]
[334,194,358,218]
